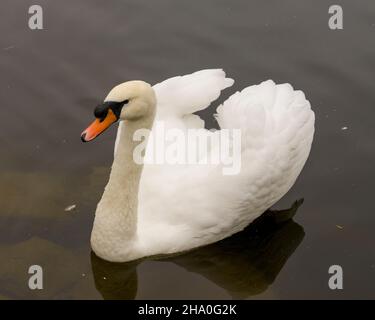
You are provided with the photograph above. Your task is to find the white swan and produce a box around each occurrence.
[81,69,315,262]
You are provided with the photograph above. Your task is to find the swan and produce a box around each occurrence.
[81,69,315,262]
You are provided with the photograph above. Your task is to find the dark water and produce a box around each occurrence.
[0,0,374,299]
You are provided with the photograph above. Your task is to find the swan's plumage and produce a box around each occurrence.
[95,69,314,261]
[154,69,234,115]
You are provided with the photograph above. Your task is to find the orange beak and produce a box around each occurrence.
[81,109,117,142]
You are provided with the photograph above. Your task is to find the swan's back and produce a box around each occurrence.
[132,70,314,256]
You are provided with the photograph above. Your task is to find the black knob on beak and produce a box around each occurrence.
[94,104,109,122]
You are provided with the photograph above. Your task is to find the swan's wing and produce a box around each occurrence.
[194,80,315,227]
[153,69,234,124]
[114,69,234,156]
[216,80,314,161]
[214,80,315,211]
[138,80,314,255]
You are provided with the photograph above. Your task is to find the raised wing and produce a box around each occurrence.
[153,69,234,117]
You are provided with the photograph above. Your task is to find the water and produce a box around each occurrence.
[0,0,374,299]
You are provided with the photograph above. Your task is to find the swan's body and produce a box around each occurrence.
[83,69,315,262]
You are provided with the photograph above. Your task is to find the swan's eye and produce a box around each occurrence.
[122,99,129,105]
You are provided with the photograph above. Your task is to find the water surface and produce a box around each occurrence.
[0,0,374,299]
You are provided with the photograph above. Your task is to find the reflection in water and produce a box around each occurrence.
[91,200,305,299]
[91,257,139,300]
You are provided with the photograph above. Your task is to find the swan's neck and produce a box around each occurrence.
[91,116,153,261]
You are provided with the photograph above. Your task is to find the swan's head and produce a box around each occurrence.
[81,80,156,142]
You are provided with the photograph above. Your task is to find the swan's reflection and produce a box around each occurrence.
[91,200,305,299]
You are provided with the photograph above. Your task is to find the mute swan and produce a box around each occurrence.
[81,69,314,262]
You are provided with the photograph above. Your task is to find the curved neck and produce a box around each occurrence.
[91,115,154,261]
